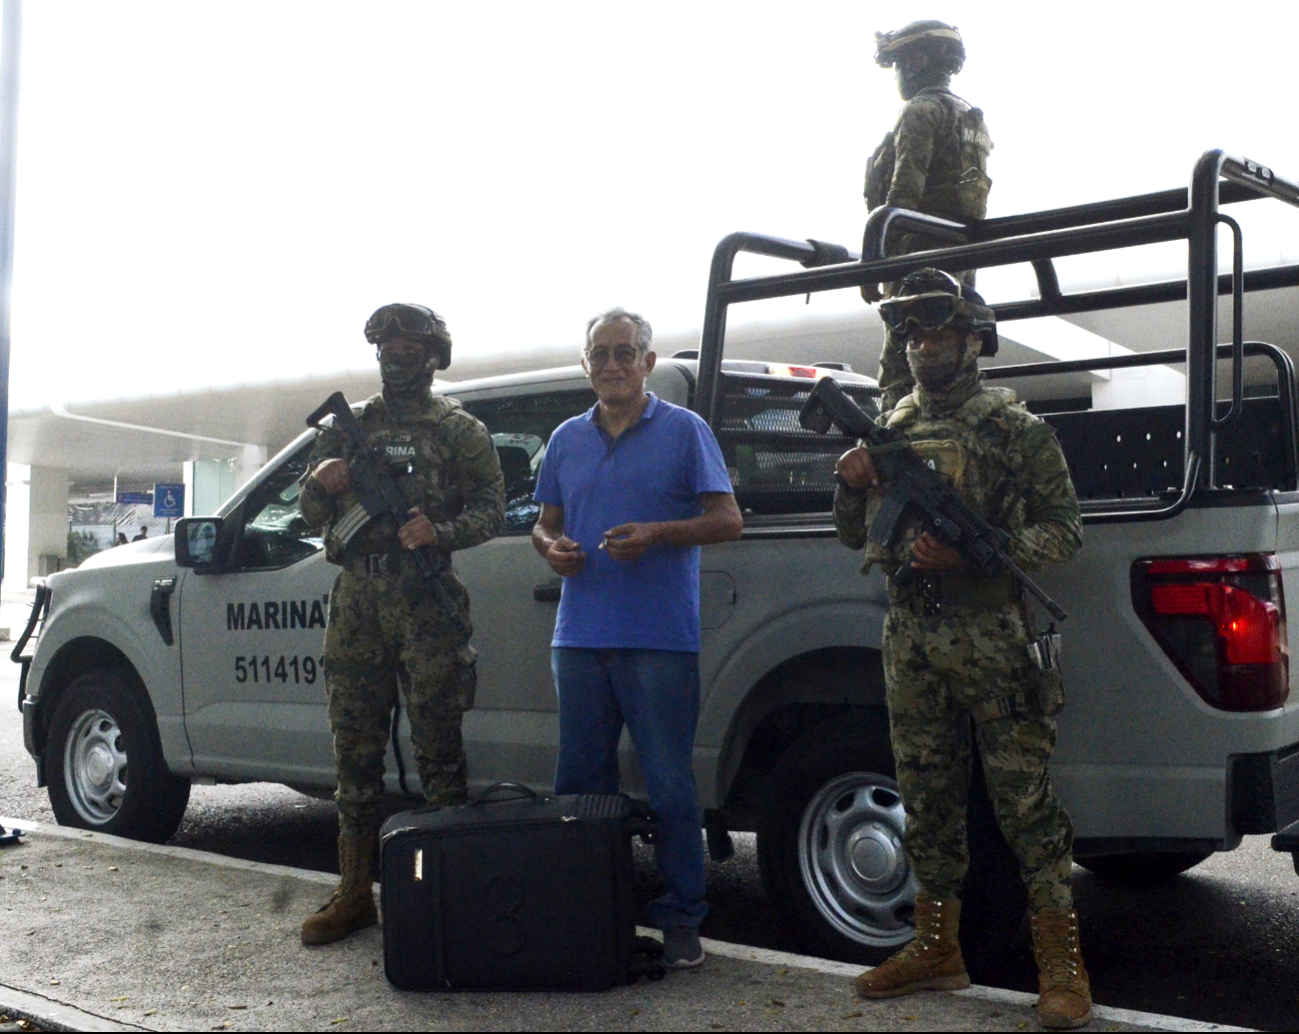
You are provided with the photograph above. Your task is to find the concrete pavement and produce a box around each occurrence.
[0,819,1253,1033]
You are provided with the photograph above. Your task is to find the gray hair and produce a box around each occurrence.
[584,306,652,356]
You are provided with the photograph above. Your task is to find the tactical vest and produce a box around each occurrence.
[321,393,479,561]
[859,387,1034,573]
[865,87,993,222]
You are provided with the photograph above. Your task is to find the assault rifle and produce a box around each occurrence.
[306,391,467,637]
[799,377,1067,622]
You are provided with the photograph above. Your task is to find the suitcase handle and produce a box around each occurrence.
[470,781,542,805]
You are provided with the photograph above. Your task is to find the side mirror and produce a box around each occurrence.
[175,517,225,571]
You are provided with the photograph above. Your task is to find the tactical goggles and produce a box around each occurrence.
[878,291,967,334]
[874,26,963,66]
[364,304,448,346]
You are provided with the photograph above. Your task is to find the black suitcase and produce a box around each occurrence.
[379,783,661,991]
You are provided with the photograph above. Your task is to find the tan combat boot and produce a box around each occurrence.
[855,895,971,998]
[1030,908,1093,1029]
[301,834,379,946]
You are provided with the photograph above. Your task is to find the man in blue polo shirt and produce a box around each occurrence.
[532,306,743,969]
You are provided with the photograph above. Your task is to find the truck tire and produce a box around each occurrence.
[1076,851,1212,884]
[46,672,190,843]
[756,721,1026,971]
[757,721,916,965]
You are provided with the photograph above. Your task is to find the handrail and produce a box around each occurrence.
[696,149,1299,521]
[1212,214,1245,431]
[1076,451,1202,526]
[1186,153,1299,488]
[993,264,1299,321]
[715,212,1192,306]
[696,232,859,426]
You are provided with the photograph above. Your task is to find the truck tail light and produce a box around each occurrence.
[765,363,823,379]
[1133,555,1289,711]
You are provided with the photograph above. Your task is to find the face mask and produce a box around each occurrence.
[380,349,428,389]
[907,341,964,389]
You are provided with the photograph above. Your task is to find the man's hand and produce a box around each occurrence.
[545,535,587,576]
[860,283,884,304]
[602,522,656,561]
[313,457,351,495]
[398,507,439,550]
[836,445,881,490]
[908,531,965,571]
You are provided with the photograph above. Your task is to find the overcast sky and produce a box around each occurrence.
[9,1,1299,407]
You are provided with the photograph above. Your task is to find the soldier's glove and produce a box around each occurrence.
[861,283,884,304]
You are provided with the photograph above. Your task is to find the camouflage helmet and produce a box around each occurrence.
[878,268,998,356]
[364,303,453,370]
[874,20,965,76]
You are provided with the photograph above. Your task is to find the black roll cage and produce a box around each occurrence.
[695,149,1299,522]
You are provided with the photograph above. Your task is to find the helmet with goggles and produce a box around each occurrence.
[874,20,965,75]
[364,303,453,370]
[878,268,998,357]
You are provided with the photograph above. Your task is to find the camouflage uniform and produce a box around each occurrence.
[866,88,993,413]
[300,391,505,836]
[833,375,1082,911]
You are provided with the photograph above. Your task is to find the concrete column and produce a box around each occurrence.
[183,459,237,518]
[27,465,67,582]
[3,461,29,590]
[235,443,267,492]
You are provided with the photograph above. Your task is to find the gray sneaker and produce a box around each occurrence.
[663,925,704,969]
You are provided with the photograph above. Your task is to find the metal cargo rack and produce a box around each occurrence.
[694,149,1299,522]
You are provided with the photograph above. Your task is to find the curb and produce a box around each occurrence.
[0,818,1257,1033]
[0,984,147,1033]
[690,939,1255,1033]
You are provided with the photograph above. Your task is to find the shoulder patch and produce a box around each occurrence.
[439,406,494,457]
[887,395,921,429]
[955,385,1017,427]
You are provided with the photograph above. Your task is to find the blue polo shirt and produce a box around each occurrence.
[534,394,734,652]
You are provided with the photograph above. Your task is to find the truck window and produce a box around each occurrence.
[230,444,323,569]
[464,390,596,534]
[715,373,879,515]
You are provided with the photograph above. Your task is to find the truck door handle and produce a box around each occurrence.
[150,578,176,646]
[533,581,562,603]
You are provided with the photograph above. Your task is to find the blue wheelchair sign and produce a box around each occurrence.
[153,483,185,519]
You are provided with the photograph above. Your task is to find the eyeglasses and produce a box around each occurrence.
[584,346,644,368]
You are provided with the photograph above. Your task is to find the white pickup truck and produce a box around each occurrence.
[15,149,1299,964]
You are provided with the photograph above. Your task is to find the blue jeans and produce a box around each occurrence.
[552,647,708,930]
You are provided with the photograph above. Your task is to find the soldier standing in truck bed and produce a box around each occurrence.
[863,20,993,414]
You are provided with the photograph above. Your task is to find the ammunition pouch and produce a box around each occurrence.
[865,132,896,210]
[970,628,1066,722]
[970,673,1065,724]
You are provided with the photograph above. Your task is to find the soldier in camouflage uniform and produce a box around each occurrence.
[834,271,1091,1030]
[863,21,993,415]
[298,303,505,947]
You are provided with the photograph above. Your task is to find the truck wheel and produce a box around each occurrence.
[46,673,190,843]
[1076,851,1212,884]
[757,723,916,964]
[757,722,1027,970]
